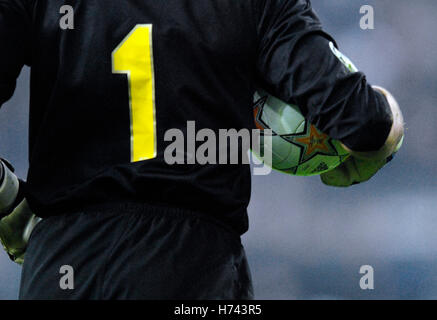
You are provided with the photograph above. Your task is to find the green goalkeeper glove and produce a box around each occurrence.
[0,159,41,264]
[321,136,403,187]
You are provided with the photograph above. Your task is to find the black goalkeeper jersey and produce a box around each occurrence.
[0,0,391,234]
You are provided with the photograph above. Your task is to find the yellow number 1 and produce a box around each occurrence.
[112,24,157,162]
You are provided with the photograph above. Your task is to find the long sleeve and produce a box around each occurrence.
[0,0,31,107]
[254,0,392,152]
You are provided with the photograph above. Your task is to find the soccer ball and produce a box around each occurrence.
[252,89,350,176]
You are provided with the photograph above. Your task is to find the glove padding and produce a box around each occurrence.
[321,133,403,187]
[0,199,40,264]
[0,159,41,264]
[320,156,388,187]
[0,159,19,216]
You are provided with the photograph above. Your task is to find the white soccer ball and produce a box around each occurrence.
[253,89,350,176]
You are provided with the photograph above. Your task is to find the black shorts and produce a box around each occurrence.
[19,203,254,300]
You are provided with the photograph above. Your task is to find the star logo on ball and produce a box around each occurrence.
[253,96,268,131]
[292,125,336,162]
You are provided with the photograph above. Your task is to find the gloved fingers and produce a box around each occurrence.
[321,157,387,187]
[320,158,355,187]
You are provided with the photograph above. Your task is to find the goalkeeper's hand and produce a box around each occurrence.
[321,86,404,187]
[321,129,403,187]
[0,159,40,264]
[320,153,396,187]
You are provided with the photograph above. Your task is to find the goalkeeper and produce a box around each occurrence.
[0,0,403,299]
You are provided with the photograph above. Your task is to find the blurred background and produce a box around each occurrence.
[1,0,436,299]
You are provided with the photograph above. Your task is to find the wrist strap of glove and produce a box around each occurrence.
[0,159,19,218]
[386,135,404,164]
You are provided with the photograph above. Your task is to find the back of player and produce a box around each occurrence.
[24,0,260,234]
[13,0,259,299]
[1,0,396,299]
